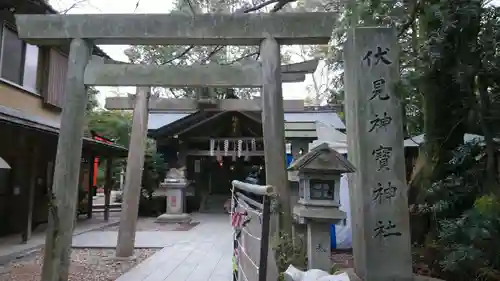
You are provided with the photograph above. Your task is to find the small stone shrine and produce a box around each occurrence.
[288,142,355,271]
[155,167,192,223]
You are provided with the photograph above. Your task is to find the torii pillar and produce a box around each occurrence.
[116,87,150,258]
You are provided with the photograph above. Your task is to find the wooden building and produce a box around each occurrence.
[147,106,345,210]
[0,0,127,241]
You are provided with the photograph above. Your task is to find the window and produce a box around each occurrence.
[309,179,334,200]
[0,25,39,93]
[1,27,23,84]
[23,44,39,91]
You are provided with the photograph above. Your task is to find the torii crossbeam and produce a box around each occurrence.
[15,13,336,45]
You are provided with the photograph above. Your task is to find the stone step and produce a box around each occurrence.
[93,203,122,210]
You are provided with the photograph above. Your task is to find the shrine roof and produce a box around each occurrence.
[147,108,345,131]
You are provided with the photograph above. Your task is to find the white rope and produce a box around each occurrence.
[237,139,243,157]
[233,140,237,161]
[232,195,261,217]
[224,139,229,156]
[209,139,215,156]
[237,239,259,270]
[238,263,252,281]
[231,184,264,281]
[241,226,261,241]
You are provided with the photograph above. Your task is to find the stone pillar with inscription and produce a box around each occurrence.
[344,27,413,281]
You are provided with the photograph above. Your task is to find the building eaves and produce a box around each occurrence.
[6,0,110,59]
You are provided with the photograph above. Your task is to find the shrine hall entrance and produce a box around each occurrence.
[152,110,266,212]
[204,155,265,195]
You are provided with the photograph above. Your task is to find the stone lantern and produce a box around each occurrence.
[288,142,355,271]
[155,167,192,223]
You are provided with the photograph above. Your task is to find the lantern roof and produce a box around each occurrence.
[288,142,356,174]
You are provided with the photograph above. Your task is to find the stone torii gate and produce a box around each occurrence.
[14,11,336,280]
[15,12,414,281]
[99,59,319,260]
[103,59,320,259]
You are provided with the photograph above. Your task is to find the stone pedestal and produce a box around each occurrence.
[155,181,191,224]
[294,205,346,271]
[306,222,331,271]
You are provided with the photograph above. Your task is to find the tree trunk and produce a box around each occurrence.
[414,0,481,243]
[477,74,498,194]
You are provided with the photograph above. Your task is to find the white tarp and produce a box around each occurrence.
[404,133,487,147]
[284,265,354,281]
[310,124,348,154]
[334,174,352,249]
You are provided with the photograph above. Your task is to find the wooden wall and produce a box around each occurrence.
[0,123,56,236]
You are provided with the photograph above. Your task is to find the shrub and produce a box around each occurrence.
[415,141,500,280]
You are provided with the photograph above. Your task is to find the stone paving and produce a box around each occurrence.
[70,213,232,281]
[0,212,120,265]
[115,213,232,281]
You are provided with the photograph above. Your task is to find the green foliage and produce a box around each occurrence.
[138,151,168,216]
[414,141,500,280]
[86,87,100,113]
[85,110,133,189]
[85,110,132,147]
[272,231,308,274]
[141,152,167,197]
[417,140,485,219]
[436,195,500,280]
[297,0,424,136]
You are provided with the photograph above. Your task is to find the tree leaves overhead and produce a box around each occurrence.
[85,110,132,148]
[85,87,100,113]
[125,0,297,100]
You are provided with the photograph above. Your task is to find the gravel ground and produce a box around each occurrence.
[0,248,158,281]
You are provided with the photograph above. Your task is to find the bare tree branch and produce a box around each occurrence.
[200,0,296,63]
[243,0,278,13]
[168,88,182,98]
[201,45,225,64]
[159,0,198,66]
[270,0,297,12]
[162,46,195,65]
[221,51,260,65]
[130,0,297,66]
[61,0,88,14]
[185,0,196,14]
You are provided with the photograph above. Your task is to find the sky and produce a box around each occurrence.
[48,0,316,108]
